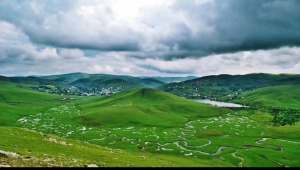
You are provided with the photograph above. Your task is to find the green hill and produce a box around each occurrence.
[40,72,90,84]
[77,88,228,128]
[158,73,300,101]
[232,85,300,108]
[0,83,69,126]
[71,78,143,89]
[0,76,67,88]
[138,78,165,88]
[0,83,61,103]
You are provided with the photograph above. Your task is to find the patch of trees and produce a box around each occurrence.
[269,107,300,126]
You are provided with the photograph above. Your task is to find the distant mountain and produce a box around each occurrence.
[158,73,300,101]
[141,76,198,84]
[138,78,165,88]
[40,72,189,89]
[41,72,90,84]
[0,73,199,97]
[70,77,143,89]
[0,75,68,88]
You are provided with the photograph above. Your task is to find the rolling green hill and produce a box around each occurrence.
[41,72,197,89]
[39,72,90,84]
[77,88,228,128]
[0,82,70,126]
[158,73,300,101]
[0,83,60,103]
[232,85,300,108]
[0,75,67,88]
[70,77,143,89]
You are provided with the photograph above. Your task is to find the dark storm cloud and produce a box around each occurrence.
[1,0,300,60]
[158,0,300,58]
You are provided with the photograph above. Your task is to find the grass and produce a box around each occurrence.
[197,129,224,137]
[76,88,229,128]
[1,126,232,167]
[232,85,300,108]
[158,73,300,100]
[0,83,60,103]
[0,82,70,126]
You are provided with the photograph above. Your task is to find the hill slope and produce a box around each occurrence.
[0,76,67,88]
[232,85,300,108]
[158,73,300,101]
[0,126,225,167]
[70,77,143,89]
[77,88,229,127]
[0,83,68,126]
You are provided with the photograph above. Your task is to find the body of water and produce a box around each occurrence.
[194,99,246,107]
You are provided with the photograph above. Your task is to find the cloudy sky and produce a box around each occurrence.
[1,0,300,77]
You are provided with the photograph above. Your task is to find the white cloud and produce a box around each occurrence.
[92,65,103,72]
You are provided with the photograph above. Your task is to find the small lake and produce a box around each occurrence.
[194,99,246,107]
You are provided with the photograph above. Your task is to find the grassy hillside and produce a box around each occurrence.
[0,82,70,126]
[71,78,143,89]
[39,72,90,84]
[0,126,227,167]
[158,73,300,101]
[232,85,300,108]
[0,76,67,88]
[77,88,228,127]
[0,83,61,103]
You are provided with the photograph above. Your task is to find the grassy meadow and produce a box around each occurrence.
[232,85,300,108]
[0,82,73,126]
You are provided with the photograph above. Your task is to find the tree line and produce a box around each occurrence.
[268,107,300,126]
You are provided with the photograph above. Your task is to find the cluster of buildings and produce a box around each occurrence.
[30,85,129,96]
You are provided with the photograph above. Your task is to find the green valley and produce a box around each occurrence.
[1,73,300,167]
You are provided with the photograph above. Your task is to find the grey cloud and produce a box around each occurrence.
[159,0,300,58]
[0,46,41,67]
[24,28,141,52]
[139,64,195,74]
[127,49,211,61]
[0,0,142,52]
[1,0,300,69]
